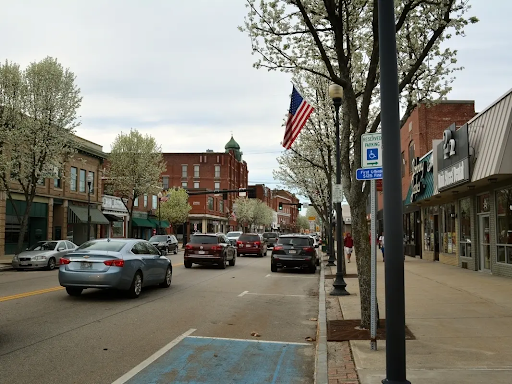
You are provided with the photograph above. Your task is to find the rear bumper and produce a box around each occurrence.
[184,255,223,264]
[271,257,314,269]
[238,247,261,254]
[12,260,48,269]
[58,267,129,290]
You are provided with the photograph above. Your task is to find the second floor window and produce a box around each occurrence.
[152,195,157,209]
[79,169,86,192]
[182,165,187,178]
[215,165,221,178]
[408,141,415,174]
[215,182,220,190]
[134,196,139,207]
[194,165,200,177]
[144,194,148,207]
[70,167,77,191]
[220,200,224,213]
[207,197,214,210]
[401,152,405,177]
[182,181,188,188]
[194,181,200,188]
[162,176,169,190]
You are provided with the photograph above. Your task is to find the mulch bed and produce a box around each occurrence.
[324,273,358,279]
[327,319,416,341]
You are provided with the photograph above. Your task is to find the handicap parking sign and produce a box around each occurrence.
[367,148,378,161]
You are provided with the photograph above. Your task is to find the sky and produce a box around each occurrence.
[0,1,511,201]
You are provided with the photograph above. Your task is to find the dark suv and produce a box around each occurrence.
[149,235,178,255]
[262,232,279,248]
[237,233,267,257]
[271,234,318,273]
[184,233,236,269]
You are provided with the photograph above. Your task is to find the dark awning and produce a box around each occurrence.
[132,218,155,228]
[104,214,125,222]
[69,205,110,225]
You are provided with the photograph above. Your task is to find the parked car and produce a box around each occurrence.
[237,233,267,257]
[148,234,179,255]
[262,232,279,248]
[184,233,236,269]
[226,231,243,245]
[12,240,78,271]
[58,238,172,298]
[271,234,319,273]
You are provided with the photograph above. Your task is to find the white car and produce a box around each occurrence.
[226,231,243,245]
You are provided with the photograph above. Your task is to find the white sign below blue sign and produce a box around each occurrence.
[356,167,383,180]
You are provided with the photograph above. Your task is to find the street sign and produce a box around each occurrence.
[308,216,316,221]
[356,167,383,180]
[361,133,382,168]
[333,184,343,203]
[302,202,310,208]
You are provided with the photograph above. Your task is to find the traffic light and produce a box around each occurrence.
[247,188,257,198]
[278,202,283,210]
[297,203,302,211]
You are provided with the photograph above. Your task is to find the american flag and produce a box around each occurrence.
[282,86,314,149]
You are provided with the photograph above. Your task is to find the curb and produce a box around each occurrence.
[315,255,328,384]
[0,264,13,271]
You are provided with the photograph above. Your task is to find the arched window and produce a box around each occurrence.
[408,141,415,174]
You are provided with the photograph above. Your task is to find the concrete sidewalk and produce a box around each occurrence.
[0,255,13,270]
[330,253,512,384]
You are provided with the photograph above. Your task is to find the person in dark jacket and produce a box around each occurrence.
[344,233,354,263]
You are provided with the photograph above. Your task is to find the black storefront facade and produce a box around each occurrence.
[409,89,512,277]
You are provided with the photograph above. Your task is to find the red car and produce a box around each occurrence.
[184,233,236,269]
[237,233,267,257]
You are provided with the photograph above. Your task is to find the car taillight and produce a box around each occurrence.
[273,246,283,251]
[303,247,314,252]
[104,259,125,267]
[185,244,193,250]
[254,241,261,247]
[60,258,70,265]
[236,241,242,246]
[211,245,222,251]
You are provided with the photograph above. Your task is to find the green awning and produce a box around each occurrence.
[148,219,170,228]
[405,152,434,205]
[69,205,110,225]
[132,218,155,228]
[160,220,170,228]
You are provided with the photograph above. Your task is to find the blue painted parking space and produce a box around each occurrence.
[122,336,313,384]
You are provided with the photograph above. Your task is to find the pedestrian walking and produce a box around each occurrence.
[379,232,385,261]
[344,233,354,263]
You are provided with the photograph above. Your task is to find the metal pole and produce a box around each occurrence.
[331,99,349,296]
[370,179,377,350]
[158,198,161,235]
[327,191,336,266]
[87,182,91,241]
[378,1,409,382]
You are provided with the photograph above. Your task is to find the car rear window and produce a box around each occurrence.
[77,241,126,252]
[263,233,278,238]
[190,235,218,244]
[239,234,260,242]
[277,237,310,246]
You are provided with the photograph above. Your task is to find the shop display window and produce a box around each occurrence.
[441,203,456,254]
[496,187,512,264]
[459,197,472,257]
[423,207,434,251]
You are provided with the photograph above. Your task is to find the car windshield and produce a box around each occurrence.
[190,235,218,244]
[263,233,278,238]
[28,241,58,251]
[226,232,242,237]
[277,237,310,246]
[239,234,260,242]
[76,241,126,252]
[149,235,167,242]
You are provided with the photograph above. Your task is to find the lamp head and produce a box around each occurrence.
[87,173,93,184]
[158,191,163,199]
[328,84,344,100]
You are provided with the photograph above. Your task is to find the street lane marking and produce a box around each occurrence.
[0,286,64,302]
[112,328,197,384]
[188,335,310,346]
[1,263,183,302]
[238,290,249,297]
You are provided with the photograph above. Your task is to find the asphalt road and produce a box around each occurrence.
[0,250,319,384]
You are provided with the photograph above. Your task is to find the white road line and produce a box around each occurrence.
[245,293,308,298]
[265,274,271,277]
[111,328,196,384]
[188,335,311,346]
[238,290,249,297]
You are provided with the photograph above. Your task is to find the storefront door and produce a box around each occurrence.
[434,215,440,261]
[479,214,491,271]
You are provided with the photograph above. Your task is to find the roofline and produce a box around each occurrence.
[419,149,433,161]
[467,88,512,125]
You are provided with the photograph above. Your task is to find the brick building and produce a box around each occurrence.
[272,189,300,233]
[375,100,476,257]
[1,137,109,256]
[157,136,249,241]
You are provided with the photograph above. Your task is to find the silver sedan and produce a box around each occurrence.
[58,238,172,298]
[12,240,78,270]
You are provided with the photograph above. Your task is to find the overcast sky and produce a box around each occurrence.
[1,1,510,197]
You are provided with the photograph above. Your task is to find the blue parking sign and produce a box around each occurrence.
[367,148,378,161]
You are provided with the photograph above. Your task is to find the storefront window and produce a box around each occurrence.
[477,193,490,213]
[440,203,456,254]
[207,197,214,210]
[112,221,124,237]
[423,207,434,251]
[459,198,472,258]
[496,187,512,264]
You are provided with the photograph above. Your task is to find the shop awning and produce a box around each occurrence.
[104,214,125,222]
[160,220,170,228]
[132,218,155,228]
[405,152,434,206]
[69,205,110,225]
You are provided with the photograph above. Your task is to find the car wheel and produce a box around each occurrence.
[219,256,227,269]
[47,257,56,270]
[66,287,83,296]
[127,272,143,298]
[229,255,236,266]
[173,245,178,254]
[309,264,316,274]
[184,260,192,268]
[160,266,172,288]
[271,263,277,272]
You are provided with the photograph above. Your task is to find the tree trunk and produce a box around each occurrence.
[350,198,374,330]
[128,198,135,238]
[16,196,35,255]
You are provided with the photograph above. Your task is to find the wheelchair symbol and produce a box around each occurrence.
[367,148,378,161]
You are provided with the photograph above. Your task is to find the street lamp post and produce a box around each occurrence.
[326,191,336,266]
[157,191,163,235]
[329,84,349,296]
[87,173,93,241]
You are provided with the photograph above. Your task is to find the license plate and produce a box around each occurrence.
[20,263,28,266]
[81,262,92,269]
[246,244,251,247]
[288,250,297,254]
[198,250,205,255]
